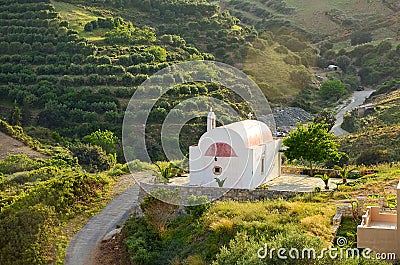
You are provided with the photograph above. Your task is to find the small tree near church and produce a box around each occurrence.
[283,122,342,177]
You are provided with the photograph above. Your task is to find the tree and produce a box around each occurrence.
[320,80,346,101]
[351,31,372,46]
[313,110,336,131]
[336,55,351,72]
[9,105,22,126]
[283,122,341,177]
[82,129,119,154]
[70,143,113,171]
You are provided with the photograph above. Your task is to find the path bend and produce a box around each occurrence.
[64,184,140,265]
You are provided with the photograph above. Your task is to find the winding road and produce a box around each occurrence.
[330,90,375,136]
[64,172,153,265]
[64,185,140,265]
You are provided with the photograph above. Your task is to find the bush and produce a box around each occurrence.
[0,204,58,265]
[123,217,161,265]
[9,166,61,184]
[212,232,265,265]
[320,80,346,101]
[0,171,109,264]
[184,195,211,218]
[70,143,113,171]
[0,154,42,174]
[140,188,181,236]
[356,149,391,166]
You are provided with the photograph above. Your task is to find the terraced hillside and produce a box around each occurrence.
[53,0,320,102]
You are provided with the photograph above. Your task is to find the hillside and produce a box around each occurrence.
[1,1,400,264]
[221,0,400,42]
[340,81,400,164]
[51,0,319,103]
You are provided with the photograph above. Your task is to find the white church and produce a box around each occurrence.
[189,109,282,189]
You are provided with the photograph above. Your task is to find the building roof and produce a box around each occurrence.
[221,120,274,148]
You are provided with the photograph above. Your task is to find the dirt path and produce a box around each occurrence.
[64,172,152,265]
[0,132,44,159]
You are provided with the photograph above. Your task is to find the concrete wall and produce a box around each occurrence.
[357,226,397,254]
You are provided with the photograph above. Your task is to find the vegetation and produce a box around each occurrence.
[123,161,400,265]
[0,0,399,264]
[125,198,337,264]
[334,165,355,184]
[317,173,330,189]
[139,188,181,236]
[319,80,347,101]
[283,122,343,176]
[0,164,111,264]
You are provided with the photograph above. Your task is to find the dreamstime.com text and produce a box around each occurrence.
[257,237,396,260]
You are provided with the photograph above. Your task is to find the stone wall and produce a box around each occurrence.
[138,182,301,205]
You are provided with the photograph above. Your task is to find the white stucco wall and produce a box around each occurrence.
[189,122,282,189]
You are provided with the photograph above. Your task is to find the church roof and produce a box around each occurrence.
[221,120,273,148]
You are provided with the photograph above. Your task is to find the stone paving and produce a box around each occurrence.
[264,174,350,192]
[168,174,350,192]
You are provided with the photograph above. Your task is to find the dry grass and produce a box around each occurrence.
[205,199,336,245]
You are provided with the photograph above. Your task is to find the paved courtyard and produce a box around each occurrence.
[168,174,349,192]
[264,174,348,192]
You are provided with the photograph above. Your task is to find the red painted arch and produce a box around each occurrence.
[205,142,238,157]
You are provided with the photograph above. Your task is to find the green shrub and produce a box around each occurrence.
[184,195,211,218]
[0,204,58,265]
[42,152,79,169]
[123,217,161,265]
[212,232,265,265]
[70,143,112,171]
[0,154,42,174]
[8,166,62,184]
[13,170,109,217]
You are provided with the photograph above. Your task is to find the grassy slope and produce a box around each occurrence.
[284,0,395,36]
[52,1,98,31]
[52,1,109,42]
[224,0,399,41]
[238,41,310,102]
